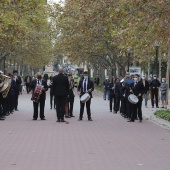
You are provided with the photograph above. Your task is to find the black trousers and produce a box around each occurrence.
[126,98,132,119]
[109,94,115,111]
[114,97,120,112]
[80,98,91,119]
[151,88,159,107]
[50,94,56,108]
[0,95,7,116]
[69,97,74,116]
[131,98,142,121]
[26,83,31,93]
[33,99,45,119]
[55,95,67,120]
[14,93,19,110]
[7,95,15,113]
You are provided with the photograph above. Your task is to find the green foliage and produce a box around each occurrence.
[154,110,170,122]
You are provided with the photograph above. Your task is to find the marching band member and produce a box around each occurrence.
[52,68,69,122]
[77,71,94,121]
[114,78,121,113]
[128,74,145,122]
[49,74,56,109]
[13,70,22,111]
[68,74,75,117]
[0,71,5,120]
[109,77,115,112]
[31,72,48,120]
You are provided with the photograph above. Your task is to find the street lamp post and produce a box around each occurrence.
[154,41,160,76]
[127,49,131,72]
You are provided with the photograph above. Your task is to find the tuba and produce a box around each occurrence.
[0,75,11,98]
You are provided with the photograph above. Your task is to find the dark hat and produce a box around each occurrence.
[83,71,88,74]
[13,70,18,74]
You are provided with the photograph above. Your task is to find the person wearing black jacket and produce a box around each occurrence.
[114,78,121,113]
[52,68,69,122]
[128,74,145,122]
[141,75,150,107]
[13,70,22,111]
[109,78,115,112]
[68,74,75,117]
[24,73,32,94]
[150,74,161,108]
[31,72,48,120]
[77,71,94,121]
[49,74,56,109]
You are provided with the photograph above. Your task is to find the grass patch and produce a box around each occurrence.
[94,85,104,93]
[154,110,170,122]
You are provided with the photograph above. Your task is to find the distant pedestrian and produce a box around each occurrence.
[160,77,168,109]
[43,72,48,81]
[150,74,161,108]
[103,76,110,100]
[25,73,32,94]
[141,75,150,107]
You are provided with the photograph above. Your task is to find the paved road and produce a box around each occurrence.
[0,90,170,170]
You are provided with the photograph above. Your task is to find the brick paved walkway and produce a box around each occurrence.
[0,90,170,170]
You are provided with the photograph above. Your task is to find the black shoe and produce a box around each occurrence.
[78,117,82,121]
[0,117,5,120]
[33,118,37,120]
[88,118,93,121]
[156,106,159,108]
[61,120,66,122]
[152,106,154,108]
[127,120,134,122]
[56,119,60,122]
[15,109,19,111]
[50,107,52,109]
[1,116,5,119]
[110,110,112,112]
[114,111,117,114]
[135,117,138,120]
[139,119,142,123]
[70,115,75,117]
[41,118,46,120]
[65,116,71,118]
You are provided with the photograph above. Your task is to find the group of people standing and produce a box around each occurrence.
[103,72,168,123]
[31,68,94,122]
[0,70,21,120]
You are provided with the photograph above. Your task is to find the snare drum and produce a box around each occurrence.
[128,94,139,104]
[80,93,91,103]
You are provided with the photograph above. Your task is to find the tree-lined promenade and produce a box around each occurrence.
[1,0,170,76]
[0,0,53,74]
[52,0,170,76]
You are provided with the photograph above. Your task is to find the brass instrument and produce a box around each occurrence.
[0,75,11,98]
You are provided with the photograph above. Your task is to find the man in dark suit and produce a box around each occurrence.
[68,74,75,117]
[77,71,94,121]
[114,78,121,113]
[31,72,48,120]
[13,70,22,111]
[150,74,161,108]
[24,73,32,94]
[52,68,69,122]
[128,74,145,122]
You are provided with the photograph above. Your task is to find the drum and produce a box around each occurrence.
[80,93,90,103]
[31,85,43,103]
[128,94,139,104]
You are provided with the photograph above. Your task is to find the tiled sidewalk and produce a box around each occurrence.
[0,90,170,170]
